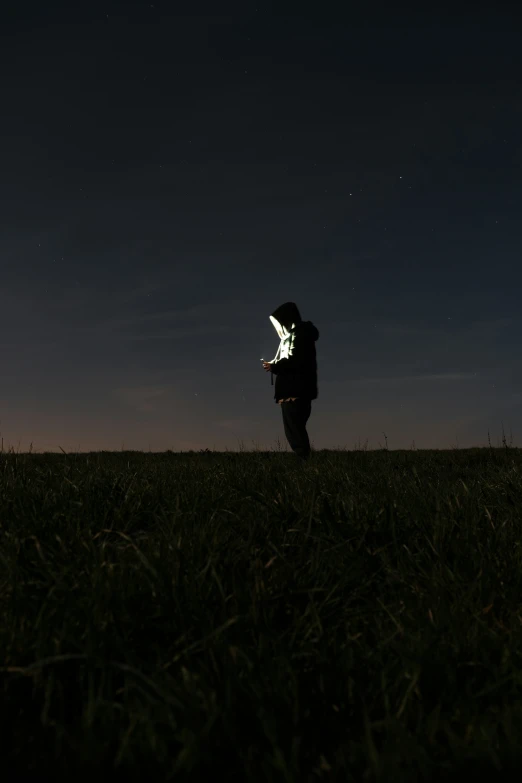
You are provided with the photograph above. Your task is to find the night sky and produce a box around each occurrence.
[1,2,521,453]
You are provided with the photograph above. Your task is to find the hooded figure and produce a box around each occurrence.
[263,302,319,461]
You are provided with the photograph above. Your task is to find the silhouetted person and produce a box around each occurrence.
[262,302,319,461]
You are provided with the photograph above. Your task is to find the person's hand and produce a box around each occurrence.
[262,362,272,372]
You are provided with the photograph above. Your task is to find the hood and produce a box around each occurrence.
[267,302,319,370]
[269,302,319,341]
[270,302,302,336]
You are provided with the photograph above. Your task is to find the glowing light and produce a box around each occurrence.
[267,317,296,363]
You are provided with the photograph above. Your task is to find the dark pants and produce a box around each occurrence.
[281,398,312,460]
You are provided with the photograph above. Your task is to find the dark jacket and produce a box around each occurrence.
[268,302,319,402]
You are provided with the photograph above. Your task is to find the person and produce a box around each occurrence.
[262,302,319,461]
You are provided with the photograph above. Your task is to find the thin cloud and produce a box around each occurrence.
[214,417,255,429]
[351,372,480,385]
[418,372,479,381]
[332,316,516,337]
[121,324,232,340]
[112,385,169,412]
[78,299,254,336]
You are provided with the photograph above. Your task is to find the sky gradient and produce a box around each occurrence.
[1,2,521,453]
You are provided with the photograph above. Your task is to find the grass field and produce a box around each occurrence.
[1,445,522,781]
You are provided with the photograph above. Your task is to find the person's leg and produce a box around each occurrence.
[281,399,312,459]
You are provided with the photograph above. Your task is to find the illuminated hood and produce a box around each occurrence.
[268,301,319,363]
[270,302,302,336]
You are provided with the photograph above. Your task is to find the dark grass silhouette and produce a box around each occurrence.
[1,442,522,781]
